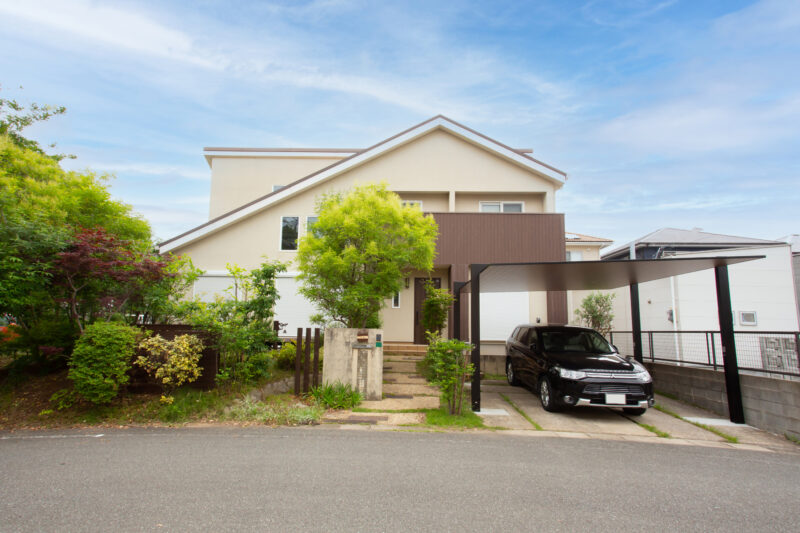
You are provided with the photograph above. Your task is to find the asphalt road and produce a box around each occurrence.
[2,427,799,532]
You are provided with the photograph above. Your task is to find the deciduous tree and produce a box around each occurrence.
[297,183,438,328]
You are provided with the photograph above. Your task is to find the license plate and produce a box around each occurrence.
[606,393,626,405]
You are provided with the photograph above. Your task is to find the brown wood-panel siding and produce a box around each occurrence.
[432,213,565,265]
[547,291,568,325]
[433,213,567,335]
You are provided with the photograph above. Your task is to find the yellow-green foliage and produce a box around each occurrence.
[136,334,205,398]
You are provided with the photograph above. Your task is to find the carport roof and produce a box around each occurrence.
[460,256,764,293]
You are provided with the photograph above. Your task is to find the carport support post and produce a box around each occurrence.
[630,282,643,363]
[715,265,745,424]
[470,265,488,412]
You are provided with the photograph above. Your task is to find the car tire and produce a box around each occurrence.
[623,407,647,416]
[539,377,560,412]
[506,359,519,386]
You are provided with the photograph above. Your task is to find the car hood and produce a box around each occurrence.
[546,352,634,371]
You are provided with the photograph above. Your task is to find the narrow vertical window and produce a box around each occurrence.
[281,217,299,250]
[306,216,319,236]
[392,292,400,308]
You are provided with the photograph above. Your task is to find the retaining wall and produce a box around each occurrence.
[646,362,800,439]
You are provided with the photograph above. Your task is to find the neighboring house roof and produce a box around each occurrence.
[565,232,613,248]
[159,115,567,253]
[602,228,784,259]
[777,234,800,254]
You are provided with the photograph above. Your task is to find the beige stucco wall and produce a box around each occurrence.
[209,156,344,218]
[176,128,562,342]
[381,268,450,342]
[395,192,450,212]
[175,129,560,270]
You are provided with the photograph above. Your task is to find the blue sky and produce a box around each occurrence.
[1,0,798,248]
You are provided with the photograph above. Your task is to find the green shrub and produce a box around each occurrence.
[309,381,362,409]
[68,321,140,405]
[421,280,454,336]
[235,351,272,383]
[424,336,474,415]
[273,341,323,371]
[136,334,204,403]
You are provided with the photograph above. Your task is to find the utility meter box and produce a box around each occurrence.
[322,328,384,400]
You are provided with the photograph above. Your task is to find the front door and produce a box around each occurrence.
[413,277,441,344]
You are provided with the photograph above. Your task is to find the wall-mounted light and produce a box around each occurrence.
[404,277,410,289]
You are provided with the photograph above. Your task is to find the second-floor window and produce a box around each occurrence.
[402,200,423,209]
[566,250,583,261]
[480,201,523,213]
[306,216,319,237]
[281,216,299,250]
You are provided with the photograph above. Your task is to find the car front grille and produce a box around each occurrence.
[582,384,644,395]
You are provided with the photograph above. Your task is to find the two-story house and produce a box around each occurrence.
[159,116,595,344]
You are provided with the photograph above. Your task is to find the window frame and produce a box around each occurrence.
[739,311,757,326]
[392,291,401,309]
[280,216,300,251]
[479,201,525,213]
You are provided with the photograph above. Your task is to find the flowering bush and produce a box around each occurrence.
[136,334,204,402]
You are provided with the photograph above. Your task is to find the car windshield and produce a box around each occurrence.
[540,329,614,355]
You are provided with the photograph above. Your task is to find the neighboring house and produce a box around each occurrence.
[602,228,800,333]
[159,115,576,343]
[778,234,800,320]
[564,232,613,325]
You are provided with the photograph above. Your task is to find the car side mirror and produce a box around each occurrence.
[529,342,538,351]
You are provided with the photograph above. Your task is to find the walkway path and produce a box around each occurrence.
[322,344,439,426]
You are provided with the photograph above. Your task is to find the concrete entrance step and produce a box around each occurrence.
[384,343,427,355]
[384,383,439,396]
[383,361,420,373]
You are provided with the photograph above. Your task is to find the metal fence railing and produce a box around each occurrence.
[609,330,800,378]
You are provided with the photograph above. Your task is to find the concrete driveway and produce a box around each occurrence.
[474,380,799,454]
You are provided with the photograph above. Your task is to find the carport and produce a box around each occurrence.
[452,256,762,423]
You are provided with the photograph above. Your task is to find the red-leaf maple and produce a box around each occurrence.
[53,228,170,333]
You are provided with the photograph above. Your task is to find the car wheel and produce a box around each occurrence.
[506,359,519,386]
[623,407,647,416]
[539,377,560,412]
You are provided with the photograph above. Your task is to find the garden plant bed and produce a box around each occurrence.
[0,369,325,429]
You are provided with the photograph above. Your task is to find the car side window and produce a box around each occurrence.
[511,327,519,341]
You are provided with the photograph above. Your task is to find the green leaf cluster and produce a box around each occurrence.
[179,260,287,374]
[574,291,616,336]
[309,381,362,409]
[136,333,205,401]
[420,280,455,336]
[68,322,141,405]
[297,183,438,328]
[424,336,474,415]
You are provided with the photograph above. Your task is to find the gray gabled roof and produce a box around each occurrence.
[603,228,783,259]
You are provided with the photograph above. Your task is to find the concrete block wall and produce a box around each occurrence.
[646,362,800,439]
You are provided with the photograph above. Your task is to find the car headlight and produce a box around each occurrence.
[632,369,652,382]
[557,367,586,380]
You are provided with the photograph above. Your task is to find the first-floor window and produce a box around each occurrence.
[739,311,757,326]
[281,216,299,250]
[392,292,400,308]
[566,250,583,261]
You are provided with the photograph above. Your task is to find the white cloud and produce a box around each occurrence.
[0,0,222,69]
[86,162,210,181]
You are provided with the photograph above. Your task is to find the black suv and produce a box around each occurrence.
[505,325,654,415]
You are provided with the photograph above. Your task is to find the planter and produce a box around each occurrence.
[322,328,384,400]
